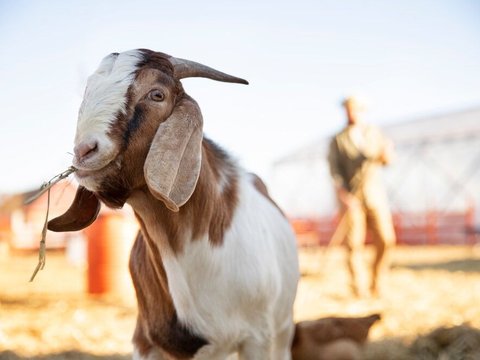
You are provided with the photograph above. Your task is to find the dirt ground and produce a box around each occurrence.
[1,245,479,359]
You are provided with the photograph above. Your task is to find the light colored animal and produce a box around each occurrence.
[48,49,300,360]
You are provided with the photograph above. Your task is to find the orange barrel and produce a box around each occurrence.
[0,214,12,257]
[0,214,11,242]
[85,211,138,296]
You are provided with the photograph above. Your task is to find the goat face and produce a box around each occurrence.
[48,49,247,232]
[73,50,183,208]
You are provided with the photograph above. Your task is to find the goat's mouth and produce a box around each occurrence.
[73,162,111,178]
[73,155,123,191]
[74,169,96,179]
[74,168,102,192]
[73,165,111,192]
[72,152,119,176]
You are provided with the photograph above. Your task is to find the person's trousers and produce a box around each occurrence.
[343,202,396,295]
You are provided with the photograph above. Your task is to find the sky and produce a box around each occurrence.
[0,0,479,193]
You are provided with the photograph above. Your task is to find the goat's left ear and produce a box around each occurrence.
[144,95,203,212]
[48,186,101,232]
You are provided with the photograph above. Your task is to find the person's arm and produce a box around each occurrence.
[328,138,345,188]
[368,126,395,165]
[328,139,359,208]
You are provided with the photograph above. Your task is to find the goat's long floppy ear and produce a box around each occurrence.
[48,186,101,232]
[144,96,203,212]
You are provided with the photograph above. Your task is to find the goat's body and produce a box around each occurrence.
[48,50,299,360]
[130,141,299,360]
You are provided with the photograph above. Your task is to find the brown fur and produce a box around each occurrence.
[250,172,284,215]
[129,230,208,359]
[292,314,380,360]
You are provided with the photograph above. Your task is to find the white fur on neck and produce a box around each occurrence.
[158,171,299,357]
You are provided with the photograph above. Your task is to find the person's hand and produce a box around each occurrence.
[379,139,395,164]
[337,187,360,209]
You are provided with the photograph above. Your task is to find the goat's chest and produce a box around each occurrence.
[161,181,297,341]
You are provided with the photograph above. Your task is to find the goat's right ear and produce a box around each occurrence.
[144,95,203,212]
[48,186,101,232]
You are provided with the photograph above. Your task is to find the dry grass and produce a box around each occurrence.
[297,245,480,359]
[1,245,480,359]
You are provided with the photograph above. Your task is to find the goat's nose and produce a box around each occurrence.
[74,140,98,161]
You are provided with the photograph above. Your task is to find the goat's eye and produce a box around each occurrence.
[148,90,165,102]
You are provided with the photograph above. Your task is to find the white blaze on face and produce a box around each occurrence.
[74,49,143,170]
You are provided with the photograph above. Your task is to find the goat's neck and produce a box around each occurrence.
[128,189,181,253]
[127,138,239,254]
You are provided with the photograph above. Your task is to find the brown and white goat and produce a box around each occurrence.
[48,49,300,360]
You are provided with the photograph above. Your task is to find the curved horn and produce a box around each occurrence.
[169,57,248,85]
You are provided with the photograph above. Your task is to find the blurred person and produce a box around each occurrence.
[327,96,396,297]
